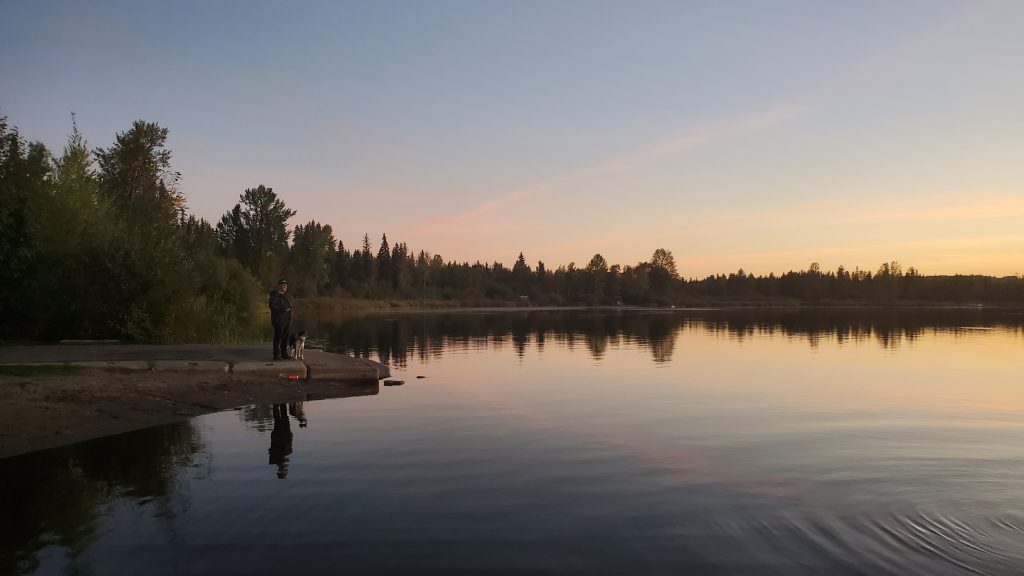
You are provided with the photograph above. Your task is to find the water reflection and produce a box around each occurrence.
[239,382,378,432]
[308,308,1024,366]
[0,422,201,575]
[0,382,379,574]
[290,401,308,428]
[2,310,1023,575]
[269,404,293,479]
[693,308,1024,350]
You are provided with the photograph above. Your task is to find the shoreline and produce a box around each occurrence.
[296,299,1022,315]
[0,368,380,459]
[0,345,387,459]
[2,303,1019,459]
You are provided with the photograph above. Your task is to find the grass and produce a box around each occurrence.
[0,364,85,377]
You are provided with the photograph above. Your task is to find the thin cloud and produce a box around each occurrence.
[411,104,806,237]
[410,2,990,263]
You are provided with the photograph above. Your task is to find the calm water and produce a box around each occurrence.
[3,309,1024,575]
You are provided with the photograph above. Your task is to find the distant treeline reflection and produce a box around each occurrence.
[314,309,1024,367]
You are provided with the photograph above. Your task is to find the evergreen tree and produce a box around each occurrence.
[332,241,352,294]
[376,233,391,285]
[390,241,410,291]
[355,233,374,289]
[32,118,114,338]
[414,250,431,291]
[47,117,104,246]
[512,252,532,294]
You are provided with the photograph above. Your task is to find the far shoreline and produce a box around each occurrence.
[296,298,1022,316]
[2,304,1019,458]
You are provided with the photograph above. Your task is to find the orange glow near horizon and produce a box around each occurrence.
[6,2,1023,279]
[320,190,1024,278]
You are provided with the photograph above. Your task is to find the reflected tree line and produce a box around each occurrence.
[690,308,1024,350]
[4,115,1022,343]
[0,423,201,575]
[0,383,378,573]
[315,311,686,366]
[310,309,1024,367]
[1,400,325,573]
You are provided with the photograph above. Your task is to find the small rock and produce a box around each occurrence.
[383,380,404,386]
[416,376,426,379]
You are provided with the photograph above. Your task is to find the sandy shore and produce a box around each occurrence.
[0,368,379,459]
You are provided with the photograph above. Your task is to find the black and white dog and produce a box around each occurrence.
[287,330,306,360]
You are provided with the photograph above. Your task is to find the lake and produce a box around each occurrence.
[3,309,1024,575]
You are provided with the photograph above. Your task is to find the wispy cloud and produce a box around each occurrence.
[563,105,806,181]
[422,183,552,228]
[408,1,996,268]
[410,104,806,237]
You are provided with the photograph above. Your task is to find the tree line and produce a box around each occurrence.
[1,116,260,342]
[2,116,1021,341]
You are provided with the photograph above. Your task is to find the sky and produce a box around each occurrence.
[2,0,1022,277]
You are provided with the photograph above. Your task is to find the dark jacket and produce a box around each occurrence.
[269,290,292,324]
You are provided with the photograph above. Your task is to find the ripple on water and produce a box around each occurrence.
[696,508,1024,575]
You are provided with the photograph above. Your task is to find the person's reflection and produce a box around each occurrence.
[288,401,308,428]
[268,403,293,479]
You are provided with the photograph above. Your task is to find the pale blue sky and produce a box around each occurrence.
[2,1,1022,275]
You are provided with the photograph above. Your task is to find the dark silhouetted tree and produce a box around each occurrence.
[648,248,678,296]
[216,185,295,285]
[289,220,336,295]
[95,120,181,224]
[376,233,391,287]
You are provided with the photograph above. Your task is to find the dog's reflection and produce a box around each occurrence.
[289,401,307,428]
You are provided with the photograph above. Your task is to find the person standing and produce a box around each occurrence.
[269,279,292,360]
